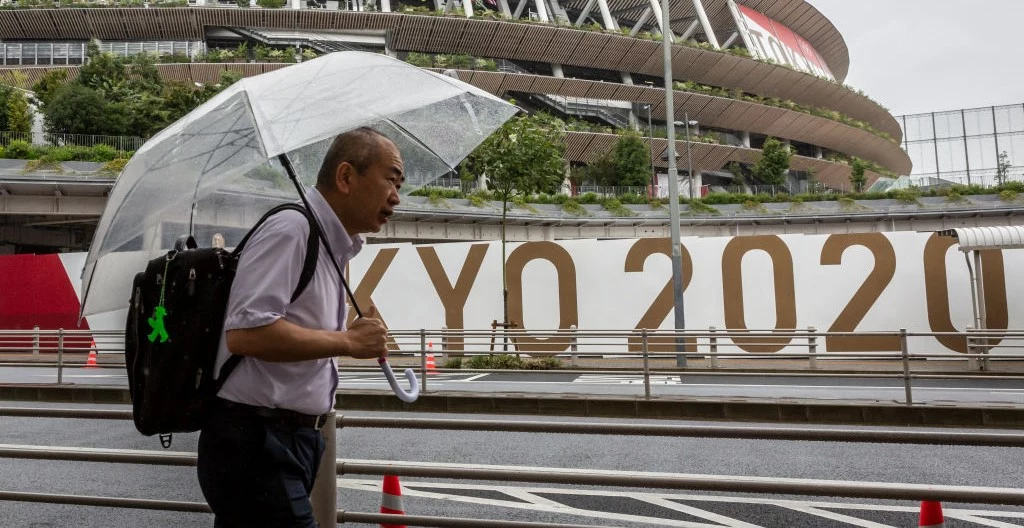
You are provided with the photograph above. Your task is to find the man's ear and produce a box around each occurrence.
[333,161,355,194]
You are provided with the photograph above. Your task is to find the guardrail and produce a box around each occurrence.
[2,327,1022,406]
[1,407,1023,527]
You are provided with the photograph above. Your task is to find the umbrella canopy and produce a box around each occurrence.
[81,51,517,316]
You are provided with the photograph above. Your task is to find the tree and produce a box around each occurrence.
[463,112,565,325]
[31,69,69,108]
[5,89,32,136]
[41,84,126,136]
[585,148,616,186]
[996,150,1012,186]
[751,137,791,186]
[612,130,650,187]
[849,158,867,192]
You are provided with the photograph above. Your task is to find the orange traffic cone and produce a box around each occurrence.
[380,474,406,528]
[425,341,437,375]
[919,501,945,528]
[84,341,98,369]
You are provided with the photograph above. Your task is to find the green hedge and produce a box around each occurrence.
[410,183,1024,217]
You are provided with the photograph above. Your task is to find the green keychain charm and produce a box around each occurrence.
[147,258,172,343]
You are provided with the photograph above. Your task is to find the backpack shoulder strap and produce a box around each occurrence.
[230,203,321,302]
[216,203,322,386]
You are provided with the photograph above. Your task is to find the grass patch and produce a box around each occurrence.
[458,354,561,370]
[512,195,539,213]
[561,198,591,216]
[687,200,720,215]
[1000,190,1019,203]
[601,198,635,217]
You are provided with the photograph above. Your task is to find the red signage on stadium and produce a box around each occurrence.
[734,4,835,81]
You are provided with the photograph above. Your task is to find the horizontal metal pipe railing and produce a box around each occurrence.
[337,416,1024,447]
[0,491,209,514]
[3,443,1023,507]
[4,409,1024,447]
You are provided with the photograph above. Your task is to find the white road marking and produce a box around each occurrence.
[460,373,489,381]
[339,478,1024,527]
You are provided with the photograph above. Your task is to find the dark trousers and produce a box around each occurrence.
[197,402,326,528]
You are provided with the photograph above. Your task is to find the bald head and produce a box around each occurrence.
[315,127,392,190]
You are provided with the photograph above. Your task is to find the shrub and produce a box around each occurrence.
[561,198,589,216]
[442,357,462,369]
[576,192,600,204]
[4,140,38,159]
[999,190,1019,202]
[88,144,120,162]
[100,158,129,175]
[601,198,634,217]
[687,200,719,215]
[459,354,560,370]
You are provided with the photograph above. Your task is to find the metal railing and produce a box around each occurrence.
[1,407,1023,527]
[2,327,1023,406]
[0,130,144,152]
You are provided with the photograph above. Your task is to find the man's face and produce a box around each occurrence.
[346,139,404,234]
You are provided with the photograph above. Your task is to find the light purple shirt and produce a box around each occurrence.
[214,188,362,416]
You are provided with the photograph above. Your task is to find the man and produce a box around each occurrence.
[197,127,404,527]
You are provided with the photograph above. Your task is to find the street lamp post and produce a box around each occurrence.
[660,1,686,368]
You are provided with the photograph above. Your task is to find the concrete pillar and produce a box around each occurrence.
[741,131,751,148]
[690,0,720,48]
[630,8,653,36]
[595,0,618,30]
[574,0,596,25]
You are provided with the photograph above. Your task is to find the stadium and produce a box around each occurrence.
[4,0,994,250]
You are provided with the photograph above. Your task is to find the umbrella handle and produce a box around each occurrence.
[378,357,420,403]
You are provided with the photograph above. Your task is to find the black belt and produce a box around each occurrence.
[214,398,333,430]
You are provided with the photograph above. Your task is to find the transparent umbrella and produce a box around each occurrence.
[81,51,518,401]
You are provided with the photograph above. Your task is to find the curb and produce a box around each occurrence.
[1,385,1021,429]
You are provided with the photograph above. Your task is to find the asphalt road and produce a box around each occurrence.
[1,403,1023,527]
[3,364,1023,405]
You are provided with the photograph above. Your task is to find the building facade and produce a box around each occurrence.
[0,0,919,252]
[899,103,1024,188]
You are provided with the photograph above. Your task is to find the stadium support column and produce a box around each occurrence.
[463,0,474,17]
[380,0,390,10]
[690,0,719,48]
[649,0,673,42]
[678,19,699,41]
[574,0,597,25]
[496,0,512,17]
[596,0,620,31]
[630,8,653,36]
[742,131,751,148]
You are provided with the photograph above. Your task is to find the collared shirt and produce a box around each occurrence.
[214,187,363,416]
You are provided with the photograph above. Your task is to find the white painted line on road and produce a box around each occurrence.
[339,478,728,527]
[339,478,1024,527]
[461,373,489,381]
[642,496,761,528]
[950,514,1024,527]
[786,505,894,528]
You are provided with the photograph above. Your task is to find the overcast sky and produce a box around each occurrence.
[809,0,1022,117]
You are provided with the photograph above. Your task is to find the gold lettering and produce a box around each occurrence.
[820,234,900,352]
[506,242,578,353]
[923,234,1008,353]
[347,247,400,350]
[721,236,797,353]
[623,238,696,352]
[416,244,489,352]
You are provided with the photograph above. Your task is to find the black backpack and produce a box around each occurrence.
[125,203,321,448]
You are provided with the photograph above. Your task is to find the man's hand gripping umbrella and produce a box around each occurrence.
[278,155,419,402]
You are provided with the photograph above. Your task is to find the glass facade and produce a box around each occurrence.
[0,41,202,66]
[899,103,1024,186]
